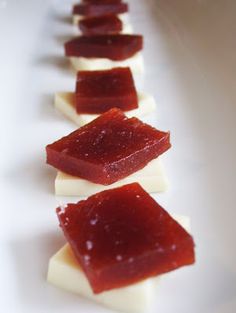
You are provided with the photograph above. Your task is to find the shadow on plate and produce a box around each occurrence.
[54,34,73,45]
[38,93,70,124]
[56,15,72,25]
[39,93,56,120]
[35,55,69,74]
[10,232,63,310]
[4,155,56,195]
[10,232,111,312]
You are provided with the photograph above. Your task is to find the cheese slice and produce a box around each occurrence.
[120,23,133,34]
[73,13,130,25]
[54,92,156,126]
[69,52,144,74]
[55,158,168,196]
[47,215,190,313]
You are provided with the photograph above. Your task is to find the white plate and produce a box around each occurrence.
[1,0,236,312]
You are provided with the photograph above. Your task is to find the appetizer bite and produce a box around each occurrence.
[47,183,195,313]
[55,67,156,126]
[78,14,133,35]
[72,1,129,25]
[64,34,144,73]
[46,108,170,196]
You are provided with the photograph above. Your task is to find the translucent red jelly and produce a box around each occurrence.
[46,108,171,185]
[57,183,195,293]
[73,2,128,17]
[75,68,138,114]
[64,34,143,61]
[79,15,122,35]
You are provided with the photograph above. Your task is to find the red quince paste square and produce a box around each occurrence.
[75,67,138,114]
[64,34,143,61]
[79,15,122,35]
[46,108,171,185]
[57,183,195,293]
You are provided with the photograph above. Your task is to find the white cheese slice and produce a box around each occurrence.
[47,215,190,313]
[55,158,168,196]
[121,23,133,34]
[73,13,130,25]
[54,92,156,126]
[48,244,159,313]
[69,52,144,74]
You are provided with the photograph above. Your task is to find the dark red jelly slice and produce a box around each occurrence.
[46,108,171,185]
[57,183,195,293]
[73,2,128,17]
[79,15,122,35]
[75,67,138,114]
[65,34,143,61]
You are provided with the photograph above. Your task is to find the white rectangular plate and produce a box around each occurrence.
[1,0,236,313]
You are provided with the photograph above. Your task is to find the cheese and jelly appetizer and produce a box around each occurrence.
[64,34,144,73]
[72,1,129,25]
[47,183,195,313]
[78,14,133,35]
[55,67,156,126]
[46,108,170,196]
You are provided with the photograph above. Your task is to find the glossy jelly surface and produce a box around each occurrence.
[79,15,122,35]
[46,108,171,185]
[65,34,143,61]
[73,3,128,17]
[57,183,195,293]
[75,67,138,113]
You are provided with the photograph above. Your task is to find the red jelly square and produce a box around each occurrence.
[79,15,122,35]
[46,108,171,185]
[64,34,143,61]
[57,183,195,293]
[75,67,138,114]
[73,2,128,17]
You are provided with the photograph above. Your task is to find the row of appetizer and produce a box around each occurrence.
[46,1,195,313]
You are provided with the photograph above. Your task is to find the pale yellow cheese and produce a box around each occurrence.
[69,52,144,74]
[47,215,190,313]
[48,244,159,313]
[120,23,133,34]
[55,158,168,196]
[54,92,156,126]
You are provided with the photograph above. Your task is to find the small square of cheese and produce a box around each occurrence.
[54,91,156,126]
[55,157,168,196]
[69,52,144,74]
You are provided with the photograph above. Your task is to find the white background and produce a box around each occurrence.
[1,0,236,312]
